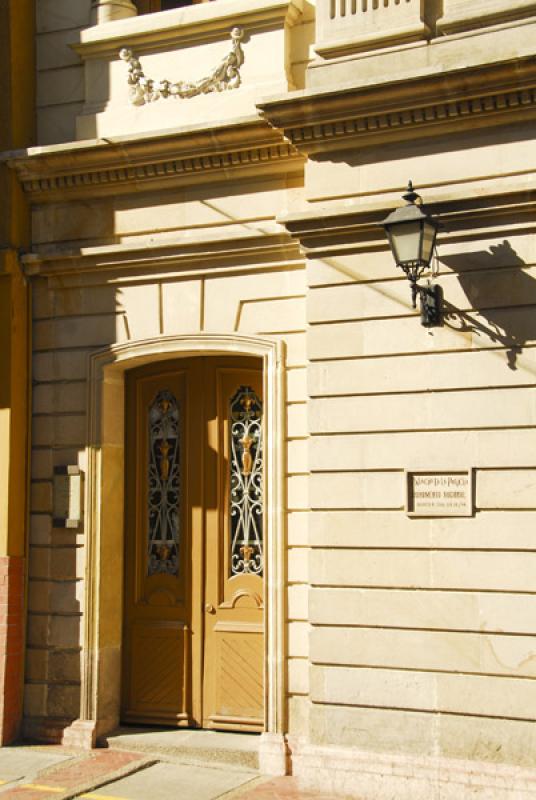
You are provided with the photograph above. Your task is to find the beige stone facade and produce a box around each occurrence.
[4,0,536,796]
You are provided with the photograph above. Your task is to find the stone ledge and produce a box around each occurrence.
[4,116,304,202]
[314,22,431,58]
[438,0,536,35]
[314,0,437,59]
[277,178,536,256]
[21,231,303,281]
[259,55,536,154]
[73,0,303,58]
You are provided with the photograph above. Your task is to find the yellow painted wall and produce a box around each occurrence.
[0,0,34,557]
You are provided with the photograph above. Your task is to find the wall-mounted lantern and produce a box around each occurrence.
[381,181,442,327]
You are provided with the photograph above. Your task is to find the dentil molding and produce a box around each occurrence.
[259,56,536,154]
[5,117,303,202]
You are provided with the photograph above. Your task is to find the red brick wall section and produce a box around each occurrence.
[0,556,25,744]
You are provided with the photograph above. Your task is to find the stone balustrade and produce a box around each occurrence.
[315,0,437,57]
[90,0,138,26]
[74,0,305,141]
[315,0,536,57]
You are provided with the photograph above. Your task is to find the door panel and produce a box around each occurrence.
[122,358,264,730]
[123,363,202,725]
[203,367,264,730]
[212,625,264,725]
[129,622,187,719]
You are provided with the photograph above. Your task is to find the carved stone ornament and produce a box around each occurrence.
[119,27,244,106]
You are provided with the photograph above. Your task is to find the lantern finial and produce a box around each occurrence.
[402,180,420,205]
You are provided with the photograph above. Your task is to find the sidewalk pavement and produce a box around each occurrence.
[0,745,344,800]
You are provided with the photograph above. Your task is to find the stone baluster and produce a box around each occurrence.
[315,0,436,58]
[90,0,138,25]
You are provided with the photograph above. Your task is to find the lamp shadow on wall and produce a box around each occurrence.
[439,240,536,370]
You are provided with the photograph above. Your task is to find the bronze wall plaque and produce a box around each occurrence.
[406,470,473,517]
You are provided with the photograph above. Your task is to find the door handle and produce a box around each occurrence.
[204,603,215,614]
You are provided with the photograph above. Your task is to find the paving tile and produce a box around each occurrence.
[79,761,255,800]
[0,747,351,800]
[232,777,350,799]
[0,749,147,800]
[0,747,74,783]
[39,751,144,790]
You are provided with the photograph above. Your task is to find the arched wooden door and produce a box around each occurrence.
[122,357,264,731]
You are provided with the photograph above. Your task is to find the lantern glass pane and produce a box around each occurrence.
[421,221,437,265]
[389,221,422,265]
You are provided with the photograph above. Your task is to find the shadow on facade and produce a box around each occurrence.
[317,119,536,177]
[440,240,536,370]
[26,279,119,741]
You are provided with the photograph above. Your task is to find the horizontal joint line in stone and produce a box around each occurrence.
[307,345,527,363]
[310,621,536,635]
[310,507,404,512]
[308,300,536,325]
[26,645,82,653]
[25,679,82,686]
[308,546,536,553]
[308,700,536,723]
[308,385,536,399]
[309,426,536,436]
[310,584,536,595]
[29,546,83,553]
[32,379,86,385]
[33,345,106,354]
[32,412,86,419]
[309,467,401,473]
[257,329,307,336]
[35,99,84,111]
[308,342,536,364]
[27,611,83,617]
[310,663,536,682]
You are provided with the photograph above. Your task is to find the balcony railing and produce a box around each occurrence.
[74,0,304,141]
[316,0,434,56]
[316,0,536,57]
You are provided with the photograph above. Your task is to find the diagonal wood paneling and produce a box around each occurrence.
[130,625,185,713]
[214,632,264,721]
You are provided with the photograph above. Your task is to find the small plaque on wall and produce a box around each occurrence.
[406,470,473,517]
[53,466,83,529]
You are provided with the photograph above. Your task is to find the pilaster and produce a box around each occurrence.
[0,0,33,746]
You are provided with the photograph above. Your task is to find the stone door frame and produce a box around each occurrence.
[68,334,287,770]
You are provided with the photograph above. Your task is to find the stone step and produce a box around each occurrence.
[99,727,260,773]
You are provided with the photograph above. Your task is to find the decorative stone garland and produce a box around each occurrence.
[119,27,244,106]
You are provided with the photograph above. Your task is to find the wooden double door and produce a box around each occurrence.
[122,357,265,731]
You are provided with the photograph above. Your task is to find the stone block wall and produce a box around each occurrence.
[13,0,536,795]
[24,168,307,739]
[36,0,92,144]
[302,224,536,766]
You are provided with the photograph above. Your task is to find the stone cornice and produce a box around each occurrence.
[4,116,304,202]
[21,230,304,281]
[73,0,303,59]
[278,182,536,255]
[258,56,536,154]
